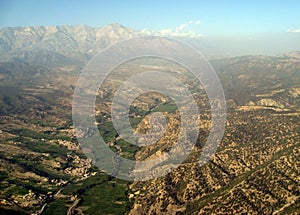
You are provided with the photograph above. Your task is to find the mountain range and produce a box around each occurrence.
[0,24,137,65]
[1,24,300,64]
[0,24,137,53]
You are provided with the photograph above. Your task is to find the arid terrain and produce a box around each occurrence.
[0,25,299,214]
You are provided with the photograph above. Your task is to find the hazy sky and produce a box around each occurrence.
[0,0,300,37]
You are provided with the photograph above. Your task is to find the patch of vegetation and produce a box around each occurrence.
[0,208,26,215]
[115,139,140,160]
[8,154,70,182]
[152,102,177,113]
[10,128,71,141]
[0,171,8,181]
[57,174,131,214]
[43,199,69,215]
[7,177,49,195]
[62,173,108,196]
[78,178,129,215]
[24,140,69,158]
[4,185,28,197]
[98,122,117,143]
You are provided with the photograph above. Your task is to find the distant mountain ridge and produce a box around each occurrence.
[0,24,137,64]
[1,24,300,64]
[0,24,137,53]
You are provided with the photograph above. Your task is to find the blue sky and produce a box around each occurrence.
[0,0,300,37]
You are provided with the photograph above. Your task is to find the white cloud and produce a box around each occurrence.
[160,29,173,34]
[287,28,300,33]
[141,20,204,38]
[177,23,189,31]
